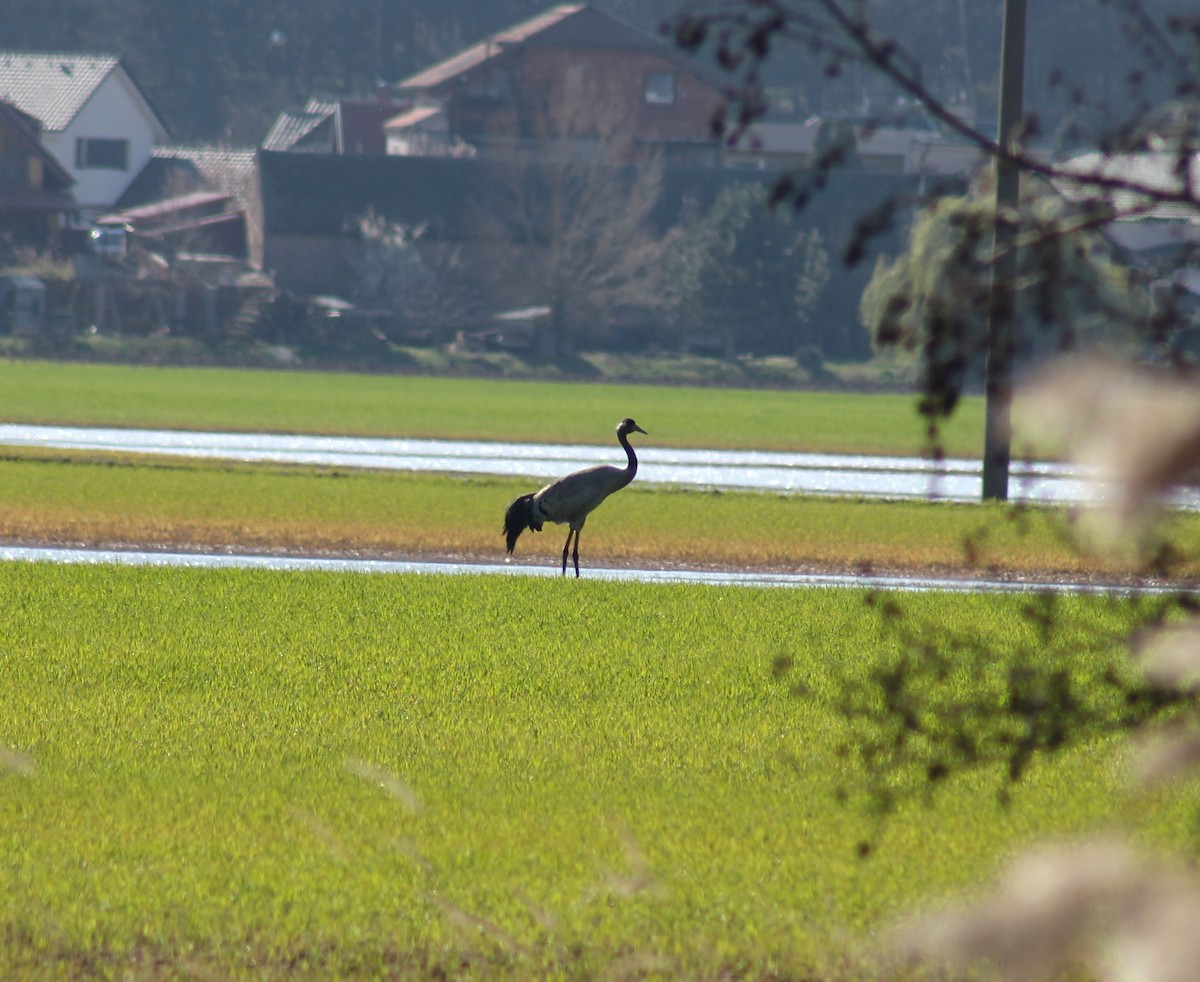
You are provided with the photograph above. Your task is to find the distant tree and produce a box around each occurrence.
[659,200,715,354]
[355,209,432,306]
[858,188,1148,415]
[666,183,830,359]
[353,209,481,345]
[476,85,667,359]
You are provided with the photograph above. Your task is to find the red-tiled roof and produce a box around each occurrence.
[398,4,585,91]
[383,105,444,132]
[102,190,234,224]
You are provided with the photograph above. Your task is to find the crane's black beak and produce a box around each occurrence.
[632,423,647,435]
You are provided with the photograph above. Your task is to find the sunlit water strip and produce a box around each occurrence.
[0,422,1159,505]
[0,544,1185,595]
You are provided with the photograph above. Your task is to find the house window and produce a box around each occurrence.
[644,72,676,105]
[75,137,129,170]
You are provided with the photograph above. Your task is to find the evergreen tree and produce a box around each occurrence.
[684,183,831,359]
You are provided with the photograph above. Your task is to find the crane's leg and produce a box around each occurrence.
[572,530,581,578]
[561,529,574,576]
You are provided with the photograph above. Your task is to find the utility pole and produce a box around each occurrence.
[981,0,1026,501]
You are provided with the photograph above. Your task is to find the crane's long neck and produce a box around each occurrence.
[616,429,638,488]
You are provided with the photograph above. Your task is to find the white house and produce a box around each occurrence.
[0,51,169,215]
[1054,150,1200,259]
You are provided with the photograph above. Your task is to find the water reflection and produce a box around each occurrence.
[0,544,1178,595]
[0,423,1143,505]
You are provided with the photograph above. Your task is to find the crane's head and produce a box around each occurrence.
[617,418,647,437]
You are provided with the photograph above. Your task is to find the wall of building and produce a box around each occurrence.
[449,46,721,155]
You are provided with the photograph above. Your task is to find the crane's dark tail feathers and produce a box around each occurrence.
[504,493,538,554]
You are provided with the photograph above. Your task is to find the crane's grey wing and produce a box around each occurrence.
[534,465,626,525]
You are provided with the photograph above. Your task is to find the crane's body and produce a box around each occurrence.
[503,418,647,577]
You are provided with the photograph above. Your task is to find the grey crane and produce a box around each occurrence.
[503,418,648,577]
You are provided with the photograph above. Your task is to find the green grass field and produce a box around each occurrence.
[2,360,1197,977]
[2,563,1184,978]
[5,356,1193,581]
[0,359,986,456]
[5,448,1198,578]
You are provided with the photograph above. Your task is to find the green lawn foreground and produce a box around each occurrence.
[0,359,986,457]
[2,562,1188,978]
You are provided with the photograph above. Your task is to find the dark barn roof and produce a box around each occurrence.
[257,150,489,240]
[659,166,925,256]
[256,148,921,257]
